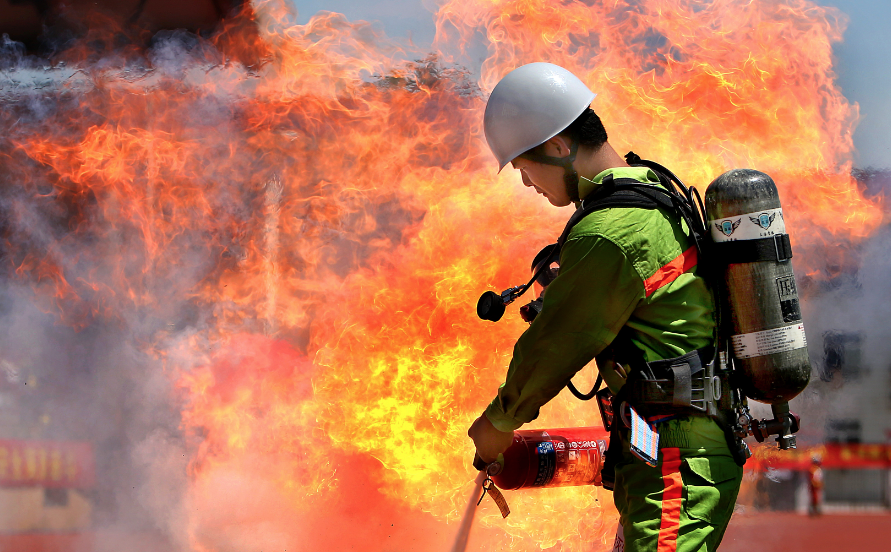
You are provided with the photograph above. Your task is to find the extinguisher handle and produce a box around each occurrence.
[472,453,488,471]
[472,453,505,475]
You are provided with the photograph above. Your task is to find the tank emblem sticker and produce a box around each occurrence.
[751,212,777,230]
[710,207,785,242]
[716,218,741,237]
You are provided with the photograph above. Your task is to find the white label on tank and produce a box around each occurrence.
[709,207,785,242]
[731,323,807,359]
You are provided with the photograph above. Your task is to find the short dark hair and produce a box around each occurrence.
[559,107,608,149]
[524,107,607,158]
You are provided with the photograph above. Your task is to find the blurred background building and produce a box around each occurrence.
[0,357,95,551]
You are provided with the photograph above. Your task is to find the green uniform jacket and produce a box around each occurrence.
[485,166,716,432]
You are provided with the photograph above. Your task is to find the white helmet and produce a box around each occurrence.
[484,63,596,171]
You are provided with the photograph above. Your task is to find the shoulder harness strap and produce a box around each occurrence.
[555,174,679,249]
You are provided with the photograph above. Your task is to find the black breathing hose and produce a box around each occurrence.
[567,375,602,401]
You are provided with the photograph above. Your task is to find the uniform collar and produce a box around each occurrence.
[577,166,661,200]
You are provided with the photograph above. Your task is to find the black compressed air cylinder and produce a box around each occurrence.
[705,169,811,404]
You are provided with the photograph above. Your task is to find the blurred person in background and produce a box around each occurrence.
[807,455,824,516]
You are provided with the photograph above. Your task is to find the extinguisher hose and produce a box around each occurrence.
[567,374,602,401]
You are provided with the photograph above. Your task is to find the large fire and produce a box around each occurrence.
[0,0,882,550]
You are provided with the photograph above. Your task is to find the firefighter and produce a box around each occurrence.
[467,63,743,551]
[807,455,824,516]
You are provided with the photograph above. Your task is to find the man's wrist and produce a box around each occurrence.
[484,400,525,433]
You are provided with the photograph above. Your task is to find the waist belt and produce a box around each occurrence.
[626,347,722,417]
[597,346,726,487]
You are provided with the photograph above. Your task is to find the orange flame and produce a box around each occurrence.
[436,0,883,275]
[0,0,883,550]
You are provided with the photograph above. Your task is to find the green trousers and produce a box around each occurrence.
[610,416,743,552]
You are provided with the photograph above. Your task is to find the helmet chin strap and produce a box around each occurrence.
[518,141,581,202]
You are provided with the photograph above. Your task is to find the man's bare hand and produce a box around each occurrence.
[467,413,515,463]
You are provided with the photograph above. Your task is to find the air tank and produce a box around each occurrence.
[705,169,811,404]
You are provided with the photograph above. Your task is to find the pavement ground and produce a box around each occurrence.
[721,511,891,551]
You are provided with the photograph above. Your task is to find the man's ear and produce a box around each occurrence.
[544,135,573,158]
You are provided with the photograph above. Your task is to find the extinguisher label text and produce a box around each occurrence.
[534,442,557,486]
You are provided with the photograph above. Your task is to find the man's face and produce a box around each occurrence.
[509,138,573,207]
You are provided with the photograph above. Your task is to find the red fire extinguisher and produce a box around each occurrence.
[456,427,609,552]
[478,426,609,490]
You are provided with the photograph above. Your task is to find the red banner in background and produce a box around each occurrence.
[748,443,891,471]
[0,440,95,488]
